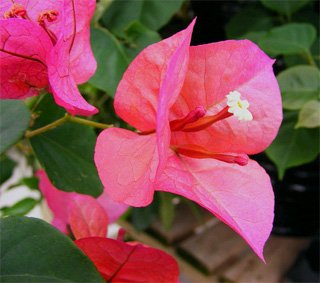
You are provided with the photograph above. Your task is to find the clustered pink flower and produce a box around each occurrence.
[37,170,179,283]
[37,170,128,235]
[0,0,97,116]
[95,19,283,260]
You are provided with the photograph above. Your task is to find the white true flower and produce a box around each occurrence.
[226,91,253,121]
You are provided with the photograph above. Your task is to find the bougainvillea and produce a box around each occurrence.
[37,170,128,235]
[0,0,97,115]
[75,237,180,283]
[36,168,179,282]
[95,19,283,260]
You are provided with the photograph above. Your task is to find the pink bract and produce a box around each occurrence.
[95,19,283,261]
[36,170,128,235]
[75,237,179,283]
[0,0,97,116]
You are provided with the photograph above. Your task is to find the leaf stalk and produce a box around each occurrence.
[25,114,112,138]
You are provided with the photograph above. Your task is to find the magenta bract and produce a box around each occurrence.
[94,19,283,260]
[0,0,97,116]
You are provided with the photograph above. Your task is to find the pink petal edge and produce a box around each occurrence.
[114,20,196,132]
[95,128,158,207]
[156,154,274,261]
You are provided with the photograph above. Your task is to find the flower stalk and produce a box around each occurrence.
[25,114,113,138]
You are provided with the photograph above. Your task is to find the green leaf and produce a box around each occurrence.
[226,7,273,39]
[159,193,175,231]
[30,96,103,197]
[277,65,320,110]
[0,155,16,184]
[266,112,319,179]
[9,177,40,191]
[260,0,312,17]
[240,31,268,45]
[131,194,160,231]
[0,217,103,282]
[296,100,320,128]
[1,198,38,217]
[124,21,161,60]
[0,100,31,153]
[89,27,129,97]
[101,0,184,34]
[284,37,320,67]
[20,177,40,191]
[92,0,112,24]
[259,23,316,56]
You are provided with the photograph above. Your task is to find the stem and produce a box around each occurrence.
[30,93,46,112]
[25,114,70,138]
[68,116,113,129]
[25,114,113,138]
[303,50,316,66]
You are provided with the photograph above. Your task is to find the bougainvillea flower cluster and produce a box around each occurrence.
[37,167,179,282]
[95,19,283,260]
[37,170,128,236]
[0,0,97,116]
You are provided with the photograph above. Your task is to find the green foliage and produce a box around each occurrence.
[260,0,312,17]
[0,217,103,282]
[159,193,175,231]
[259,23,316,56]
[91,1,165,98]
[0,198,38,217]
[0,100,30,154]
[0,155,16,184]
[226,7,273,39]
[89,27,129,96]
[266,112,319,179]
[131,194,160,231]
[19,177,40,191]
[227,1,319,176]
[30,96,103,197]
[101,0,184,35]
[296,100,320,128]
[8,176,40,191]
[239,31,268,45]
[277,65,320,110]
[124,21,162,60]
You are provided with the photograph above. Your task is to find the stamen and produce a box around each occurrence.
[170,106,206,131]
[226,90,253,121]
[38,10,59,25]
[37,10,59,44]
[4,3,28,19]
[172,144,249,166]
